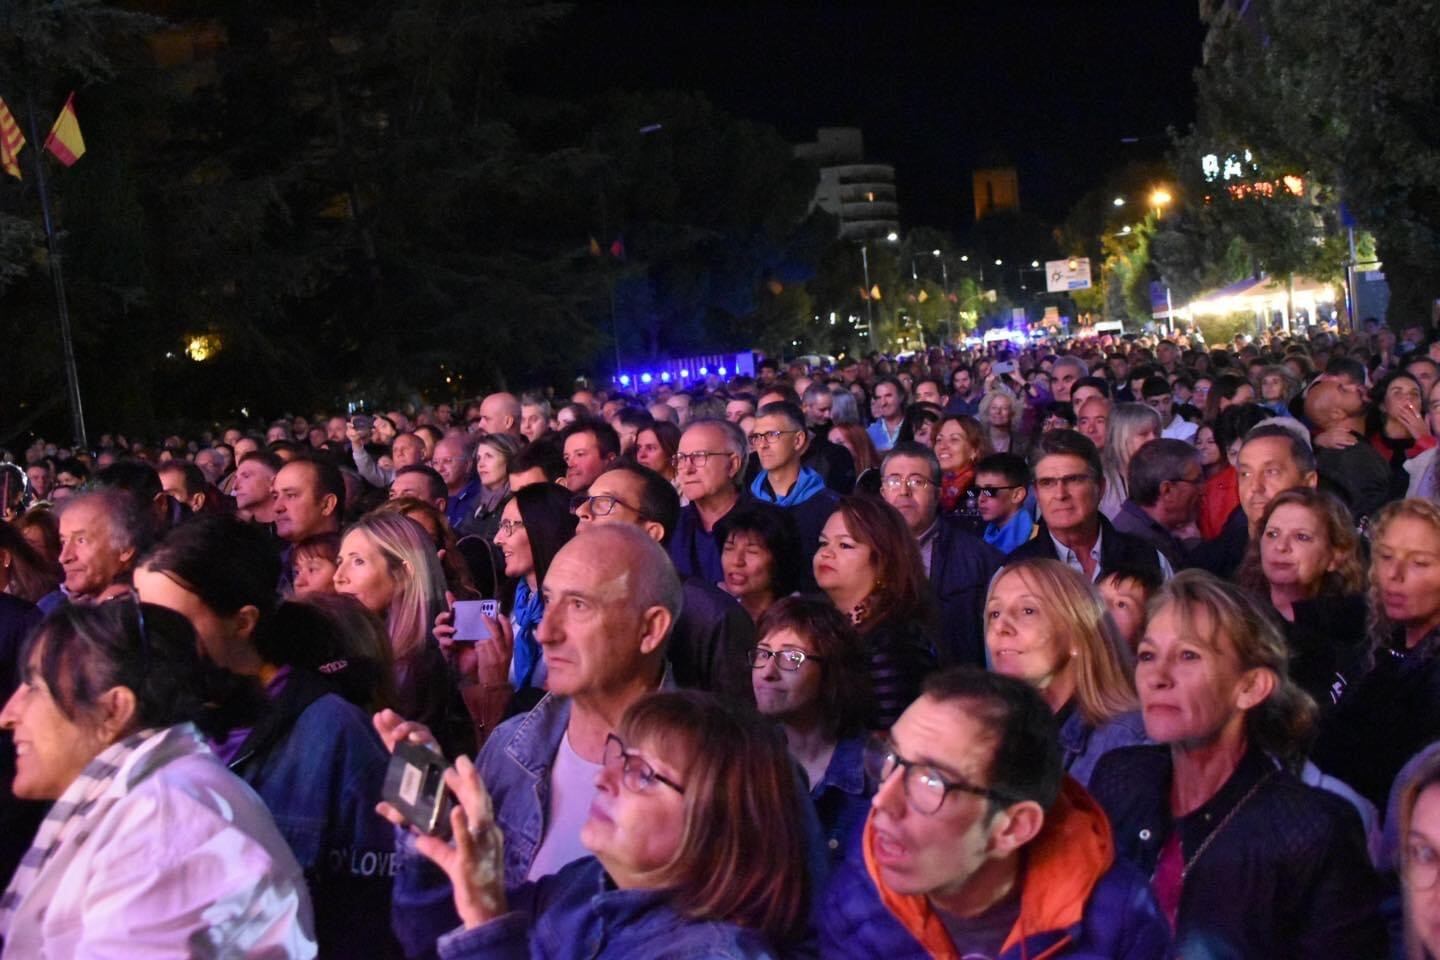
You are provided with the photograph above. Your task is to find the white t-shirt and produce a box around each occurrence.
[525,731,603,881]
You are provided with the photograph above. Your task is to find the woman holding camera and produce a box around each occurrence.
[378,691,810,958]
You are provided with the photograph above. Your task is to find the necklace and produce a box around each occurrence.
[1179,770,1274,881]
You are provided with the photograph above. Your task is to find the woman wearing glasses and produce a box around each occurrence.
[984,558,1144,787]
[814,496,937,729]
[750,597,873,862]
[0,601,315,957]
[384,691,810,958]
[1398,750,1440,959]
[1089,571,1385,956]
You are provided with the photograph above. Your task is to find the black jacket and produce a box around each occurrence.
[1005,513,1163,581]
[804,427,857,494]
[1090,745,1386,959]
[860,612,938,730]
[1183,505,1249,579]
[668,578,756,703]
[926,516,1004,667]
[1313,630,1440,809]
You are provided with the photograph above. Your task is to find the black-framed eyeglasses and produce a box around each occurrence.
[747,646,822,671]
[977,484,1022,499]
[671,450,730,469]
[603,733,685,795]
[881,474,934,493]
[862,735,1015,815]
[748,429,800,448]
[569,493,645,519]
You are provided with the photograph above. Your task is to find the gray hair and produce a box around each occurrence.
[882,442,942,485]
[59,487,155,560]
[1242,422,1317,476]
[683,418,748,485]
[520,391,552,420]
[1127,438,1202,507]
[1101,403,1163,500]
[580,524,684,639]
[828,388,861,426]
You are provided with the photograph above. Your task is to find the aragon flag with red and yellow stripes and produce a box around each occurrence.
[0,97,25,180]
[44,92,85,167]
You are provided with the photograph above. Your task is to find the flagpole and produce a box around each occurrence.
[22,88,86,449]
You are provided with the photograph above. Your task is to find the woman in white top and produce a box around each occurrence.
[0,600,314,959]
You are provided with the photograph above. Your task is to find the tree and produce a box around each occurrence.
[1195,0,1440,323]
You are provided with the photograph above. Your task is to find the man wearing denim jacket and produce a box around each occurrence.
[391,526,682,959]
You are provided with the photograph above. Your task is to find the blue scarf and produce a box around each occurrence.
[750,466,828,507]
[508,579,547,689]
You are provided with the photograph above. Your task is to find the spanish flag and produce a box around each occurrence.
[0,97,24,180]
[44,93,84,167]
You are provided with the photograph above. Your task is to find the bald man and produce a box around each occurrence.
[1305,380,1392,519]
[478,392,523,438]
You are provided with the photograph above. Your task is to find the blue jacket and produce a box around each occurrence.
[229,668,398,958]
[670,495,750,584]
[434,856,780,959]
[819,779,1169,960]
[927,516,1005,667]
[812,735,871,865]
[393,690,574,959]
[983,507,1035,556]
[445,476,482,532]
[1059,708,1148,789]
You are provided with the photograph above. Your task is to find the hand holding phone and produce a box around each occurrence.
[451,599,499,643]
[381,740,454,839]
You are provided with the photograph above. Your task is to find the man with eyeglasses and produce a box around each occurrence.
[669,419,749,584]
[880,443,1002,667]
[1006,430,1169,584]
[1111,439,1203,569]
[820,667,1169,958]
[573,463,754,700]
[432,433,481,531]
[747,401,839,585]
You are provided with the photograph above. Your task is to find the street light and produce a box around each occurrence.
[886,231,899,243]
[1150,188,1173,219]
[1112,197,1126,207]
[1030,260,1040,268]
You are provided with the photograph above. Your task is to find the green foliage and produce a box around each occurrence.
[1194,0,1440,322]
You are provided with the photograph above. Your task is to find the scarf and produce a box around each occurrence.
[939,466,974,513]
[749,466,827,507]
[509,579,547,689]
[0,726,160,938]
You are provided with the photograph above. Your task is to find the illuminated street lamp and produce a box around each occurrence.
[1112,196,1126,207]
[1150,188,1173,219]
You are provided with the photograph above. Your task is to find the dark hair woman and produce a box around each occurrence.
[751,597,873,861]
[714,502,804,622]
[135,513,400,956]
[0,521,62,614]
[813,496,937,729]
[381,691,811,957]
[0,602,314,955]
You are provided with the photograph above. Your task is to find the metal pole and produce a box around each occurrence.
[940,258,951,344]
[861,243,874,336]
[23,88,86,449]
[1345,226,1358,333]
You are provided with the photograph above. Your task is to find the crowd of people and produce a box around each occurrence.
[2,319,1440,957]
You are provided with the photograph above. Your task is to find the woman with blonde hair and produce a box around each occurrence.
[984,557,1143,786]
[335,510,474,758]
[1099,402,1162,519]
[1237,487,1368,707]
[1315,498,1440,808]
[1090,570,1384,956]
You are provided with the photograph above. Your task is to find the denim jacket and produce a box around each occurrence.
[435,857,779,959]
[1058,708,1148,788]
[812,735,871,865]
[394,671,678,959]
[229,670,398,958]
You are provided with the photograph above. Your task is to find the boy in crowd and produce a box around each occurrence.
[974,452,1034,553]
[1097,563,1163,655]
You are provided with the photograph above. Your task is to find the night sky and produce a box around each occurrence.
[512,1,1207,234]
